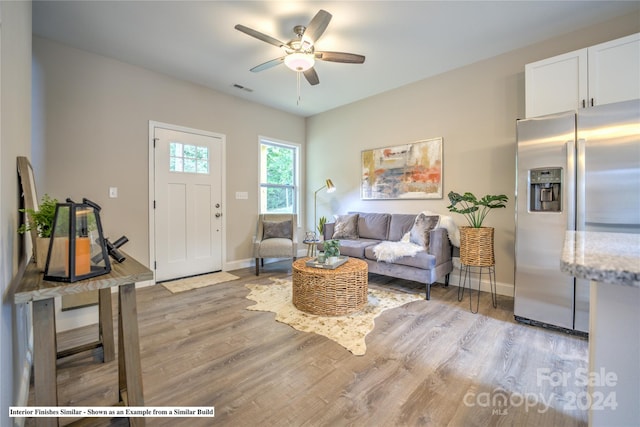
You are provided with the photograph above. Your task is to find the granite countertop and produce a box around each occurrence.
[561,231,640,287]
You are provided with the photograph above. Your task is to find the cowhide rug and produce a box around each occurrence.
[245,278,424,355]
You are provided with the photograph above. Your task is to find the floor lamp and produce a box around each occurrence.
[314,179,335,240]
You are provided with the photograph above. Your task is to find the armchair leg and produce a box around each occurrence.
[255,258,260,276]
[426,284,431,300]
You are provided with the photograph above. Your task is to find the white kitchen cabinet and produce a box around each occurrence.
[588,33,640,107]
[526,33,639,118]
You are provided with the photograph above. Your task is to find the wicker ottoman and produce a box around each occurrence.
[292,258,368,316]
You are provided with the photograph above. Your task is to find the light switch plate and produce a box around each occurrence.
[235,191,248,200]
[109,187,118,198]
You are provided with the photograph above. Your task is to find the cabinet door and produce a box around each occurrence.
[525,49,588,118]
[588,33,640,107]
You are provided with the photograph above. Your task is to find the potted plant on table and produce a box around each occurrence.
[317,216,327,238]
[323,239,341,264]
[447,191,508,266]
[18,194,58,271]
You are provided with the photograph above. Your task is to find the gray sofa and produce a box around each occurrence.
[320,212,453,300]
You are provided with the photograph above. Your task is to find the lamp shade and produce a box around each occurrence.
[326,179,336,193]
[284,53,315,72]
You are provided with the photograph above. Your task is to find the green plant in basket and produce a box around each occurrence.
[447,191,508,228]
[323,239,340,257]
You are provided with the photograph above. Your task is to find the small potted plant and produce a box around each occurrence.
[317,216,327,238]
[447,191,508,266]
[18,194,58,270]
[323,239,340,264]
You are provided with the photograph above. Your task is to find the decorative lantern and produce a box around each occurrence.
[44,198,111,282]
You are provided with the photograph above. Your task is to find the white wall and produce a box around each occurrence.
[32,36,307,330]
[306,12,640,293]
[33,36,307,267]
[0,1,33,425]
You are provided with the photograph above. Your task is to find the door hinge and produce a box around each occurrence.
[154,261,157,270]
[153,200,156,209]
[153,137,159,148]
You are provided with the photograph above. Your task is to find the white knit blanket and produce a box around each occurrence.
[430,212,461,247]
[373,240,424,263]
[372,212,461,263]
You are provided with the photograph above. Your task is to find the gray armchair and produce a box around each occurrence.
[253,214,298,275]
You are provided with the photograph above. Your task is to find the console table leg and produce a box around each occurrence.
[99,288,115,362]
[33,298,59,427]
[118,283,145,426]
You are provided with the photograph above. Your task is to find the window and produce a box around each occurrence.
[259,139,299,214]
[169,142,209,174]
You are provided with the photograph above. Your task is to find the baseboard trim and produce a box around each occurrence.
[224,249,308,272]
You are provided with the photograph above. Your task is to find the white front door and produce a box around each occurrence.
[153,125,223,282]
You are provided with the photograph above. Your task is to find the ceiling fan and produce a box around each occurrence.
[235,9,365,86]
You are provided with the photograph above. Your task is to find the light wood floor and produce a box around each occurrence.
[27,261,588,426]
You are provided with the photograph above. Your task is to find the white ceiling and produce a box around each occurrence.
[32,1,640,117]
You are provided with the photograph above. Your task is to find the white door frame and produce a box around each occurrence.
[148,121,227,279]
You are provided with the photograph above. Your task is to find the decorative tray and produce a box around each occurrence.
[305,256,349,269]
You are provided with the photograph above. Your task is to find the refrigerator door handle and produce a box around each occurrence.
[566,139,576,231]
[576,138,586,231]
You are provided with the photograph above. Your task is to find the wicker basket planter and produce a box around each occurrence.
[459,226,495,267]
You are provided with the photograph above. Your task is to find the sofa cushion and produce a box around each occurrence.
[392,251,437,269]
[388,214,417,241]
[263,220,292,239]
[365,245,436,269]
[332,214,359,239]
[334,238,380,258]
[409,213,440,247]
[354,212,391,240]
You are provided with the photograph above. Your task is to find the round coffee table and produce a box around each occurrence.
[292,258,368,316]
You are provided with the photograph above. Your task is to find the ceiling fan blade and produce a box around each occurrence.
[250,57,285,72]
[234,24,285,49]
[301,10,332,48]
[303,68,320,86]
[316,51,365,64]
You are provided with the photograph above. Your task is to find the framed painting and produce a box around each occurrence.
[361,137,443,200]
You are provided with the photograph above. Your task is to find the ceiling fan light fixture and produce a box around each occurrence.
[284,53,315,72]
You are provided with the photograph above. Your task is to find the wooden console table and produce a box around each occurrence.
[14,253,153,427]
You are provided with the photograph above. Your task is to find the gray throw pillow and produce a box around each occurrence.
[332,214,359,239]
[263,220,292,239]
[409,213,440,247]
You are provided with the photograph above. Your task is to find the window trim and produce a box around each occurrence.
[258,137,301,217]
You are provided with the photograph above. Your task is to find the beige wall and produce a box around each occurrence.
[1,0,33,421]
[306,12,640,292]
[31,10,640,289]
[32,36,306,268]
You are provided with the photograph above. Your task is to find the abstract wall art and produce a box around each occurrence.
[361,137,443,200]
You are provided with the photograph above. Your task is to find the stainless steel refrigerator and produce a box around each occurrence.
[514,99,640,334]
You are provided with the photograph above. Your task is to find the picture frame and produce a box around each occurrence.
[361,137,443,200]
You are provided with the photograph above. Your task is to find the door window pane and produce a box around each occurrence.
[170,142,209,174]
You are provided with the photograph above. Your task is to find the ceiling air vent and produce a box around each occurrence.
[232,84,253,93]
